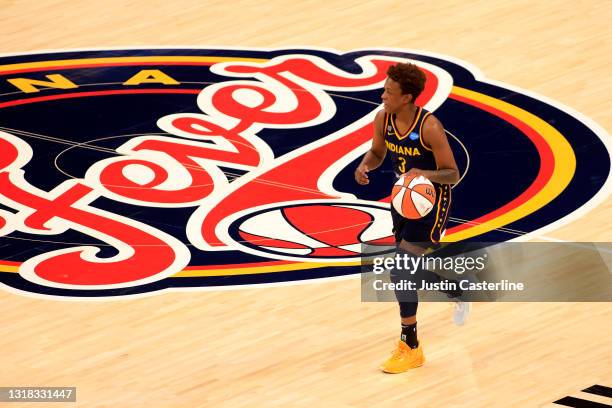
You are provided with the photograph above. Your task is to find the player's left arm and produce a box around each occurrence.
[408,114,460,184]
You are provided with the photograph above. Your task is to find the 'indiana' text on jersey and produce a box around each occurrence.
[384,106,435,175]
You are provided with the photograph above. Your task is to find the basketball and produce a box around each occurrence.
[391,174,437,219]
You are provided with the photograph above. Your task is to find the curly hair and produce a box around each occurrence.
[387,63,426,102]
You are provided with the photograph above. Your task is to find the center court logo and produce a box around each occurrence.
[0,47,608,298]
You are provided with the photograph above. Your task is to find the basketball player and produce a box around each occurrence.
[354,63,470,373]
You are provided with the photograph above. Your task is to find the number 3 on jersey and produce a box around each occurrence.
[398,157,406,173]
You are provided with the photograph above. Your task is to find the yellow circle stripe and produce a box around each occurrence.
[443,86,576,242]
[0,56,266,73]
[175,261,360,277]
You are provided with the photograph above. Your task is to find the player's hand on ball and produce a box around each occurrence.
[355,164,370,185]
[404,168,424,177]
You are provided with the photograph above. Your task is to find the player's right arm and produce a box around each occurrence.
[355,110,387,185]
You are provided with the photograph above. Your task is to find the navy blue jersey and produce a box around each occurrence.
[383,106,436,175]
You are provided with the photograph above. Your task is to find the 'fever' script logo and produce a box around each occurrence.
[0,47,608,298]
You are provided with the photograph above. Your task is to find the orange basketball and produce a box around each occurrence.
[391,174,437,219]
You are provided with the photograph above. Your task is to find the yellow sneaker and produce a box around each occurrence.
[380,340,424,373]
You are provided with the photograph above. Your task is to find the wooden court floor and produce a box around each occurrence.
[0,1,610,407]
